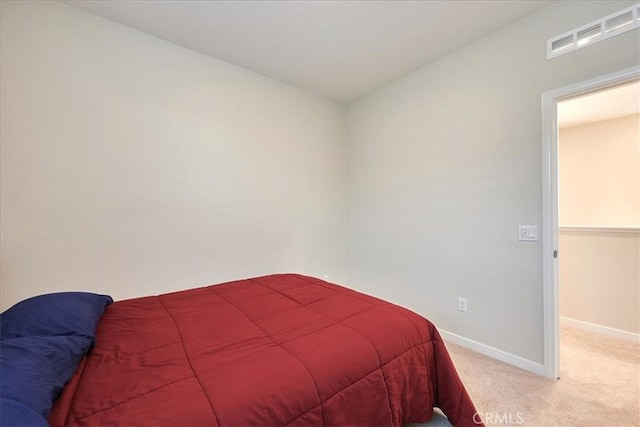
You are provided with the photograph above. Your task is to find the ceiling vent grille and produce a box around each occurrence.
[547,4,640,59]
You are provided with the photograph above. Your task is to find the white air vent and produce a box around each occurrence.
[551,34,574,53]
[606,10,634,32]
[548,4,640,59]
[576,24,602,46]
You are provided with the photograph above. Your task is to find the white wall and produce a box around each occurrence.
[559,115,640,335]
[559,115,639,228]
[347,1,640,365]
[559,230,639,335]
[0,1,347,310]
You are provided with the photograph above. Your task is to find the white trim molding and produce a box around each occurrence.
[541,65,640,380]
[559,225,640,234]
[561,317,640,344]
[439,329,545,376]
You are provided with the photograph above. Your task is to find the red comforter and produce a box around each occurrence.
[49,274,480,426]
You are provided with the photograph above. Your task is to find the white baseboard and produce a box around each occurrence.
[560,316,640,344]
[438,329,545,376]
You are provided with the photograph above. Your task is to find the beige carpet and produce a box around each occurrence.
[440,326,639,426]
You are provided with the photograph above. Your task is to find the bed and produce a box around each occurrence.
[1,274,481,426]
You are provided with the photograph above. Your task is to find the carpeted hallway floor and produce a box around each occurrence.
[432,326,639,426]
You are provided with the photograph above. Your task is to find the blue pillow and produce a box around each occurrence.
[0,398,48,427]
[0,292,113,341]
[0,335,93,419]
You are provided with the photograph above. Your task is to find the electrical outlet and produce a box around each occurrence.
[458,297,467,312]
[518,225,538,241]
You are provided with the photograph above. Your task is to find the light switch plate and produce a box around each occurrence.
[518,225,538,241]
[458,297,467,312]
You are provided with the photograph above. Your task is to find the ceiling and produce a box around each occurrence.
[64,0,551,103]
[558,80,640,128]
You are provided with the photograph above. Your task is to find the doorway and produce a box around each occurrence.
[557,83,639,341]
[541,66,640,379]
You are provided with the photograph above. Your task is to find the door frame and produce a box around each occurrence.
[541,65,640,379]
